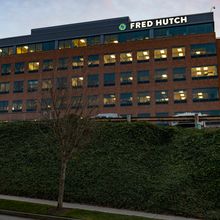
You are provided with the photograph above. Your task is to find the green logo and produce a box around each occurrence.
[119,23,127,31]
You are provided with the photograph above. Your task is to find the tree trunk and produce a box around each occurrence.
[57,158,67,209]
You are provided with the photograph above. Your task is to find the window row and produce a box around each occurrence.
[0,88,218,113]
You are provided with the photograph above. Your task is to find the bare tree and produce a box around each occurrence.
[41,81,96,209]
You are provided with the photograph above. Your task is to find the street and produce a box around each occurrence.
[0,215,36,220]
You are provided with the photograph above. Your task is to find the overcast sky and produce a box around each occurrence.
[0,0,219,39]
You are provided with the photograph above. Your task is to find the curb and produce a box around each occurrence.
[0,209,79,220]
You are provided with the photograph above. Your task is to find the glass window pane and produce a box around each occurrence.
[72,76,84,88]
[155,69,168,82]
[104,34,118,44]
[104,73,115,86]
[28,80,38,92]
[137,91,150,105]
[174,90,187,103]
[15,62,25,74]
[43,59,53,71]
[104,94,116,107]
[154,49,167,60]
[58,58,68,70]
[1,64,11,75]
[14,81,24,93]
[191,43,216,57]
[120,72,133,85]
[0,82,10,94]
[28,62,40,72]
[0,101,9,112]
[88,55,99,67]
[172,47,185,59]
[42,79,52,90]
[137,70,150,83]
[120,52,132,63]
[173,67,186,81]
[72,38,87,47]
[26,99,37,112]
[12,100,22,112]
[137,50,150,62]
[155,91,169,104]
[72,56,84,68]
[87,74,99,87]
[191,66,218,79]
[120,93,132,106]
[193,88,219,102]
[104,54,116,65]
[88,95,99,108]
[87,36,100,46]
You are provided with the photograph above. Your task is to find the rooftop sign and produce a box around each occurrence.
[119,15,189,31]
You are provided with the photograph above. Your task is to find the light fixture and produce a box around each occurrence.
[113,40,118,43]
[179,53,184,56]
[196,67,201,71]
[80,39,86,43]
[110,54,116,58]
[203,67,208,70]
[143,51,149,55]
[79,77,84,80]
[160,49,165,53]
[161,54,167,58]
[198,92,203,96]
[127,53,132,57]
[196,51,201,54]
[177,48,183,52]
[162,74,167,78]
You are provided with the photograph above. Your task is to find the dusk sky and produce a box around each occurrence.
[0,0,219,39]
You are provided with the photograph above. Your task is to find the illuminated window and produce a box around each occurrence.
[0,101,8,112]
[88,55,99,67]
[1,64,11,75]
[16,45,29,54]
[42,79,52,91]
[14,81,24,93]
[137,70,150,83]
[174,90,187,103]
[155,69,168,82]
[120,72,133,85]
[58,58,68,70]
[154,49,167,60]
[72,38,87,47]
[43,59,53,71]
[27,80,38,92]
[104,34,118,44]
[41,98,52,110]
[72,56,84,68]
[0,82,10,94]
[28,62,40,72]
[137,92,150,105]
[172,47,185,59]
[120,93,132,106]
[104,73,115,86]
[104,54,116,65]
[155,91,169,104]
[26,99,37,112]
[120,52,133,63]
[88,95,99,108]
[191,43,216,57]
[173,67,186,81]
[72,76,84,88]
[0,47,13,56]
[87,74,99,87]
[193,88,219,102]
[12,100,22,112]
[104,94,116,107]
[15,62,25,74]
[191,66,218,79]
[137,50,150,62]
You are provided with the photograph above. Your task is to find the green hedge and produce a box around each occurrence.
[0,121,219,218]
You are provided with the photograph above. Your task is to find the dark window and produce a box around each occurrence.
[72,56,84,68]
[88,55,99,67]
[137,91,150,105]
[58,40,72,49]
[137,70,150,83]
[192,88,219,102]
[28,43,42,53]
[14,81,24,93]
[104,73,115,86]
[27,80,38,92]
[42,41,55,51]
[15,62,25,74]
[118,30,149,42]
[120,72,133,85]
[188,23,214,35]
[88,95,99,108]
[155,91,169,104]
[87,36,100,46]
[120,93,132,106]
[58,58,68,70]
[12,100,22,112]
[155,69,168,82]
[173,67,186,81]
[72,96,82,108]
[87,74,99,87]
[156,112,169,117]
[1,64,11,75]
[26,99,37,112]
[104,94,116,107]
[41,98,52,110]
[191,43,216,57]
[43,59,53,71]
[0,101,8,113]
[56,77,67,89]
[0,82,10,94]
[137,113,150,118]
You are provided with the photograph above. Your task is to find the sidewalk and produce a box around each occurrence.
[0,194,200,220]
